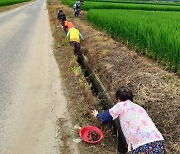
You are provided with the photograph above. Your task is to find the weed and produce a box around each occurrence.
[72,66,82,76]
[163,75,175,84]
[63,39,70,46]
[95,35,103,41]
[101,49,109,57]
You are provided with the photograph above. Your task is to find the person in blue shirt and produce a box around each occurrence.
[73,0,84,17]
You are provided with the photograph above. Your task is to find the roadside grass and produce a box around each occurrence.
[47,1,116,153]
[0,0,34,12]
[0,0,31,7]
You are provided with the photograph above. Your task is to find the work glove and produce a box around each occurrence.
[91,109,98,117]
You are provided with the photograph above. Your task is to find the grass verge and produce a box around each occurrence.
[47,0,116,153]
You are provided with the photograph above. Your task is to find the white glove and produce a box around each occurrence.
[91,109,98,117]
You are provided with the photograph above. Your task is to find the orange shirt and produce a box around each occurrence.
[64,21,74,30]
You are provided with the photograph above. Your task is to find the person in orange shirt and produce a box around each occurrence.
[63,20,74,31]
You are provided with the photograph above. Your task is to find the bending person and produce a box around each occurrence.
[66,27,84,56]
[91,85,165,154]
[57,9,66,26]
[73,0,84,17]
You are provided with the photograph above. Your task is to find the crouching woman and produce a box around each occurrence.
[92,85,165,154]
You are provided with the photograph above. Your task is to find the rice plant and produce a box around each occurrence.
[62,0,180,12]
[87,10,180,71]
[0,0,31,7]
[84,0,180,7]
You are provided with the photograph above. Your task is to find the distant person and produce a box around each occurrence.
[73,0,84,17]
[63,20,74,31]
[57,9,66,25]
[66,27,84,56]
[91,85,165,154]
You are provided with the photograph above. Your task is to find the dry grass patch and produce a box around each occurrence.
[47,1,116,153]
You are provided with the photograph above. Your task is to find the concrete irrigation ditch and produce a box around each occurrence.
[78,54,127,153]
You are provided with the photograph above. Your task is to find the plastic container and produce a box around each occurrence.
[79,125,103,144]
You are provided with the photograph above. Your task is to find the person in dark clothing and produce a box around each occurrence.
[57,9,66,25]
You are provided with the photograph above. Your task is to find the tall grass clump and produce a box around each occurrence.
[87,10,180,71]
[0,0,31,7]
[62,0,180,12]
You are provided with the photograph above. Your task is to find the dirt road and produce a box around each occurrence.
[0,0,75,153]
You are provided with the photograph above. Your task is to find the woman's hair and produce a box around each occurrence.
[115,85,133,102]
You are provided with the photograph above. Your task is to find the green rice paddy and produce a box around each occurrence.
[87,10,180,70]
[0,0,31,7]
[62,0,180,71]
[62,0,180,11]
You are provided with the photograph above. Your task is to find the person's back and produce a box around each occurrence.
[57,10,66,21]
[66,27,84,56]
[73,1,81,10]
[69,28,80,43]
[92,85,165,153]
[73,0,84,17]
[66,27,84,43]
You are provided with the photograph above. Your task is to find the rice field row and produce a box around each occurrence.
[84,0,180,7]
[62,0,180,11]
[87,10,180,71]
[0,0,31,7]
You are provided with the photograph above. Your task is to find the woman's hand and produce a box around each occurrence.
[91,109,98,117]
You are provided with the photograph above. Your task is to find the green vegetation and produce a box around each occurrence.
[62,0,180,70]
[62,0,180,11]
[87,10,180,70]
[0,0,31,7]
[84,0,180,6]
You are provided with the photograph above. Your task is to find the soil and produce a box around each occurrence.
[47,0,180,153]
[89,131,100,141]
